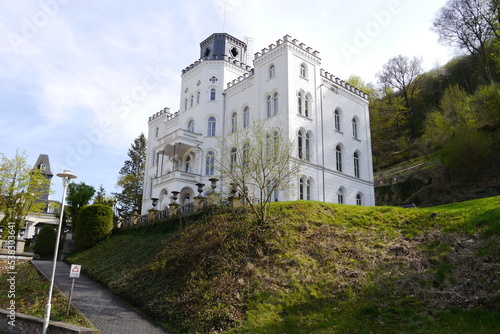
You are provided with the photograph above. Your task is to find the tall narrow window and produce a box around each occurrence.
[188,120,194,133]
[243,107,250,128]
[335,109,341,131]
[242,143,249,167]
[306,178,311,200]
[304,95,309,117]
[155,127,159,138]
[207,117,216,136]
[298,130,304,159]
[338,188,344,204]
[184,99,188,110]
[273,93,278,115]
[267,95,272,118]
[197,91,200,104]
[231,112,238,133]
[206,151,215,175]
[298,92,303,115]
[299,177,305,200]
[305,132,311,161]
[352,117,358,139]
[190,95,194,107]
[230,148,237,171]
[269,64,275,78]
[336,145,342,172]
[210,88,216,101]
[354,151,360,178]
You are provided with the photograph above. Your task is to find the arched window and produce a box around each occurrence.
[242,143,249,167]
[267,95,272,118]
[273,93,278,115]
[352,117,358,139]
[185,155,192,172]
[356,193,363,206]
[304,94,309,117]
[299,176,312,200]
[269,64,275,78]
[205,151,215,175]
[305,132,311,161]
[230,147,237,171]
[207,117,216,136]
[197,91,200,104]
[190,95,194,107]
[336,145,342,172]
[243,107,250,128]
[210,88,216,101]
[338,187,344,204]
[183,193,191,204]
[335,109,341,131]
[298,130,304,159]
[184,98,188,110]
[187,120,195,133]
[300,63,307,78]
[155,127,159,138]
[354,151,360,178]
[298,92,303,115]
[231,112,238,133]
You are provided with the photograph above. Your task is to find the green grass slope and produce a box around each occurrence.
[67,197,500,333]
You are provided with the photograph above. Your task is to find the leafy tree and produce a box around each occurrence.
[0,150,52,238]
[473,82,500,127]
[422,85,477,149]
[93,185,116,207]
[369,91,410,169]
[74,204,113,251]
[377,55,423,138]
[33,225,56,257]
[115,133,147,214]
[216,120,303,224]
[432,0,498,83]
[66,182,95,228]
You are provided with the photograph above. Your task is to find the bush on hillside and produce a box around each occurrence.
[33,225,57,257]
[75,204,113,251]
[441,130,492,180]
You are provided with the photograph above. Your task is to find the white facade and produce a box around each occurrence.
[142,33,374,213]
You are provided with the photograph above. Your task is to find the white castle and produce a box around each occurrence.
[141,33,375,213]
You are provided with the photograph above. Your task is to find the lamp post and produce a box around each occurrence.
[42,170,77,334]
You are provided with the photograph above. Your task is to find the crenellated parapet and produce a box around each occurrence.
[320,69,368,100]
[226,68,255,89]
[149,107,180,122]
[254,34,321,61]
[182,55,252,75]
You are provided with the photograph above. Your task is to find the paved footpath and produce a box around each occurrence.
[32,260,168,334]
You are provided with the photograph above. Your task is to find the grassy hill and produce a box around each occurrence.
[67,197,500,333]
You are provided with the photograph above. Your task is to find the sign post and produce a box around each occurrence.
[66,265,81,315]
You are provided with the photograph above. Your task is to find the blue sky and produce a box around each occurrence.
[0,0,452,201]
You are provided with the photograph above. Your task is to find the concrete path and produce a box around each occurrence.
[32,260,168,334]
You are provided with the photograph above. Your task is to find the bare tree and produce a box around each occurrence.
[432,0,498,83]
[216,120,303,224]
[377,55,423,138]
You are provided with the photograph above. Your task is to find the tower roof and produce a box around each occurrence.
[34,154,53,177]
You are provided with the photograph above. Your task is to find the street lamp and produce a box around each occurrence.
[42,170,77,334]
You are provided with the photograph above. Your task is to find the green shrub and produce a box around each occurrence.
[75,204,113,251]
[33,225,57,257]
[441,130,492,179]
